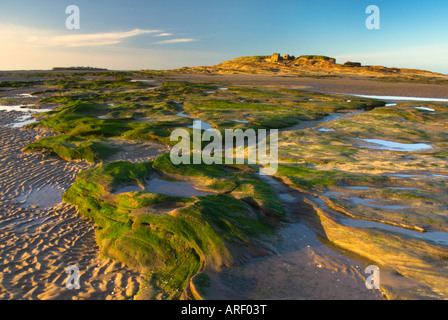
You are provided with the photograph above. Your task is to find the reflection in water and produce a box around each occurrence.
[114,177,214,198]
[359,139,432,152]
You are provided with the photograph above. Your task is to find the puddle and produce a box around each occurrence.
[146,178,214,197]
[218,87,228,91]
[326,191,406,210]
[340,217,448,246]
[388,173,423,178]
[114,185,143,194]
[188,119,213,130]
[130,79,155,83]
[281,113,352,132]
[0,105,51,113]
[8,114,38,128]
[344,186,422,191]
[386,187,422,191]
[279,193,295,202]
[414,106,435,112]
[19,93,34,98]
[346,94,448,103]
[15,185,65,209]
[359,139,432,152]
[317,127,335,132]
[345,186,372,190]
[175,113,213,130]
[349,196,406,210]
[114,178,214,198]
[1,105,51,127]
[97,116,107,119]
[226,119,249,124]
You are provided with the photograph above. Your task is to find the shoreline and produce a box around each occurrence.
[170,73,448,101]
[1,73,447,300]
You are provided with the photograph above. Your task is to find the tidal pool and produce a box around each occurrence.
[340,217,448,246]
[347,94,448,103]
[317,127,335,132]
[146,178,214,197]
[188,119,213,130]
[0,105,51,113]
[15,185,65,209]
[1,105,51,128]
[359,139,432,152]
[114,178,214,198]
[414,106,435,112]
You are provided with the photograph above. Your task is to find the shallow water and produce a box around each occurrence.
[281,113,349,132]
[325,191,406,210]
[8,114,38,128]
[345,186,372,190]
[130,79,155,83]
[414,106,435,112]
[340,217,448,246]
[279,193,295,202]
[15,185,65,209]
[146,178,214,197]
[317,127,335,132]
[188,119,213,131]
[359,139,432,152]
[347,94,448,102]
[209,174,383,300]
[114,178,214,198]
[0,105,51,113]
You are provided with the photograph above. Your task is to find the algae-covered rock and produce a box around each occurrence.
[63,156,284,299]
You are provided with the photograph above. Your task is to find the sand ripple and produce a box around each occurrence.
[0,124,144,300]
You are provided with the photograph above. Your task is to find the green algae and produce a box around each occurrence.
[63,156,282,299]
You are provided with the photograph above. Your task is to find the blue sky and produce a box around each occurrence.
[1,0,447,72]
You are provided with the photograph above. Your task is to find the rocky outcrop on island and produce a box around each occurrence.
[170,53,448,83]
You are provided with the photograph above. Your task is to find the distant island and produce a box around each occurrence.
[168,53,448,84]
[52,66,108,71]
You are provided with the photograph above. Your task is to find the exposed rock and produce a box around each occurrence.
[271,53,282,63]
[344,61,362,67]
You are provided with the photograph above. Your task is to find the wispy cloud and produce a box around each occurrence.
[0,23,205,70]
[154,38,197,44]
[28,28,161,47]
[155,33,173,37]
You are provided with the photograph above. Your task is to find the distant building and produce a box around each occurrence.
[344,61,362,67]
[271,53,282,63]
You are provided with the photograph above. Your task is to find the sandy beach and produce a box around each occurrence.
[1,71,447,300]
[0,112,147,299]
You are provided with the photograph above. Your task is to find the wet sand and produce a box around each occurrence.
[200,175,385,300]
[172,73,448,100]
[0,114,146,299]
